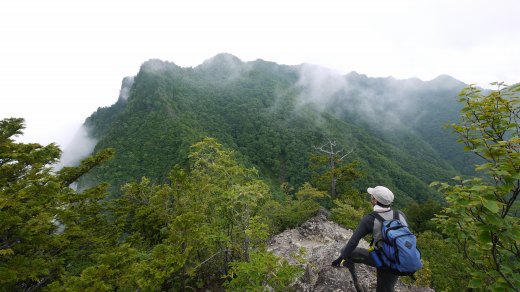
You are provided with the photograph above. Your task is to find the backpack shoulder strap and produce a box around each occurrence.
[369,212,385,247]
[370,211,386,224]
[393,209,400,220]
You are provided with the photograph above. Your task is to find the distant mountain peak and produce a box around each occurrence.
[140,58,179,73]
[428,74,466,90]
[431,74,457,82]
[195,53,246,81]
[199,53,243,67]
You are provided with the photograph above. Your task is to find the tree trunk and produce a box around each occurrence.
[330,154,336,198]
[242,205,250,262]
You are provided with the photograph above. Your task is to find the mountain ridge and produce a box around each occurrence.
[81,54,472,205]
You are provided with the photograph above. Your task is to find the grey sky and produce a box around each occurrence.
[1,0,519,148]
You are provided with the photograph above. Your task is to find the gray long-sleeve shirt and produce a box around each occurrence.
[340,209,407,259]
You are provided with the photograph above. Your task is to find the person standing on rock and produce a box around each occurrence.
[332,186,408,292]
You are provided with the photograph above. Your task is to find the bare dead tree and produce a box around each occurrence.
[313,138,355,198]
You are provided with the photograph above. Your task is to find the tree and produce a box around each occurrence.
[404,200,443,233]
[224,250,303,291]
[330,189,371,229]
[53,137,275,291]
[257,183,323,234]
[432,83,520,291]
[415,231,470,291]
[0,118,114,290]
[188,137,270,263]
[311,138,361,198]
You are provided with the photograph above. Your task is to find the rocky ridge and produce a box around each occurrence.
[267,211,433,292]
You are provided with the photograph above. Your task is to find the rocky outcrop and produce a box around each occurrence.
[118,76,135,101]
[267,211,433,292]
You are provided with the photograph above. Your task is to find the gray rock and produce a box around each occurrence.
[267,214,433,292]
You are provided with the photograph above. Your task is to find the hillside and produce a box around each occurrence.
[82,53,470,205]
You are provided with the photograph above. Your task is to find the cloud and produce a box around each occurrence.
[54,125,97,170]
[118,76,135,101]
[294,65,449,132]
[296,64,347,111]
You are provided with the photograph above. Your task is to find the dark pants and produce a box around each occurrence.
[347,247,398,292]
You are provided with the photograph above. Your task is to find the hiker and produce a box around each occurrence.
[331,186,409,292]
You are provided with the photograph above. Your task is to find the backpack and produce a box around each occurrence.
[371,210,422,276]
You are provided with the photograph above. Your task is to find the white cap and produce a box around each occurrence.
[367,186,394,205]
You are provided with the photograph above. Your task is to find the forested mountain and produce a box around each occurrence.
[83,53,470,205]
[5,56,517,291]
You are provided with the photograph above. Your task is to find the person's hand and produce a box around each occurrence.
[331,256,345,267]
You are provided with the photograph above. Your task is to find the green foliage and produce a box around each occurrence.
[0,118,114,291]
[416,231,470,291]
[295,182,328,201]
[188,138,270,261]
[432,83,520,291]
[83,57,463,205]
[400,259,432,288]
[404,199,443,233]
[224,250,304,291]
[258,183,322,233]
[48,244,140,291]
[54,137,280,291]
[330,189,371,229]
[114,177,173,246]
[0,129,292,291]
[309,139,363,199]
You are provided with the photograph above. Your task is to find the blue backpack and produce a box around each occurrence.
[371,211,422,276]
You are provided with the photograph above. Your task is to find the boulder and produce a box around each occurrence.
[268,212,433,292]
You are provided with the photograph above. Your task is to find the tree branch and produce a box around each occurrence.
[338,148,355,161]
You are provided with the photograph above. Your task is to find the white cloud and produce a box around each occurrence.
[54,126,98,170]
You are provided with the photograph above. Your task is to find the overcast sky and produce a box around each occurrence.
[1,0,519,149]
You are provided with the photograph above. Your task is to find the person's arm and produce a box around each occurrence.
[340,214,373,259]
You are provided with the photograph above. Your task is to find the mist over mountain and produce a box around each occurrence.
[81,53,471,205]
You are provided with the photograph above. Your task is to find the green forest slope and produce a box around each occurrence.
[83,54,471,205]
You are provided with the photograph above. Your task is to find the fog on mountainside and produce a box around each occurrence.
[74,54,472,204]
[55,125,97,170]
[56,76,135,169]
[118,76,135,101]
